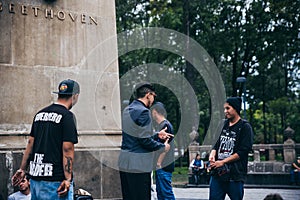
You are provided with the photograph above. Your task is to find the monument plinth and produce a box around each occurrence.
[0,0,122,199]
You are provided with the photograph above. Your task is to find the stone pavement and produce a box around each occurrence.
[151,185,300,200]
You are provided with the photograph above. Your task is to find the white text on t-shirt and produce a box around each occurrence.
[34,112,62,123]
[29,153,53,176]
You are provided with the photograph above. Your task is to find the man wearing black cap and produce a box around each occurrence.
[118,82,173,200]
[208,97,253,200]
[12,79,80,200]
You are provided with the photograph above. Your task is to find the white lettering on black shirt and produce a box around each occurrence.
[29,153,53,177]
[34,112,62,123]
[218,130,237,160]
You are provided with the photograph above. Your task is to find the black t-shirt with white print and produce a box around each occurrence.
[213,119,253,182]
[29,104,78,181]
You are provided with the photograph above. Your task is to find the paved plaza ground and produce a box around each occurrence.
[150,185,300,200]
[172,187,300,200]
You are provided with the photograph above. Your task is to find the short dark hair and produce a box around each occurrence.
[136,87,153,99]
[151,102,167,117]
[58,93,73,100]
[134,82,155,99]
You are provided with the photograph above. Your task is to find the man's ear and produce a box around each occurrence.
[145,92,150,99]
[72,94,78,100]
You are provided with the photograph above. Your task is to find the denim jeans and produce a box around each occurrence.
[155,169,175,200]
[209,176,244,200]
[290,170,300,184]
[30,179,74,200]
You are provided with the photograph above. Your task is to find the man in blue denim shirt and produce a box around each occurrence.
[152,102,175,200]
[118,82,173,200]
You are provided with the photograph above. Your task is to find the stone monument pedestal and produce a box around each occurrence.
[0,0,122,199]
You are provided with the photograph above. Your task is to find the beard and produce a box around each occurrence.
[225,114,233,121]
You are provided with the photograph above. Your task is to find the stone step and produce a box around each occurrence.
[0,131,122,150]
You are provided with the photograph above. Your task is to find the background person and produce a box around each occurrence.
[118,82,173,200]
[203,153,212,184]
[151,102,176,200]
[11,79,80,200]
[8,174,31,200]
[290,156,300,185]
[189,153,205,185]
[209,97,253,200]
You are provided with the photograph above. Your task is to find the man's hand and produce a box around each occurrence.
[209,151,216,162]
[208,150,217,169]
[57,180,71,197]
[11,169,25,186]
[158,127,174,141]
[210,160,225,169]
[164,138,170,152]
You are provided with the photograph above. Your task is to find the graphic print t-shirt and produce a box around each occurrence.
[215,120,243,160]
[29,104,78,181]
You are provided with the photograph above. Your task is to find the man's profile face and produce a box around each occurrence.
[224,103,237,120]
[147,92,156,107]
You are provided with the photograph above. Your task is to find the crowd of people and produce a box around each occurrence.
[8,80,296,200]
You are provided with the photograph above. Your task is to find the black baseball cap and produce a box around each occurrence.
[53,79,80,95]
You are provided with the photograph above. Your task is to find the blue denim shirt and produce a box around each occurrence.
[118,100,165,173]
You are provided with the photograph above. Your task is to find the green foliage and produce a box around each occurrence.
[172,167,189,183]
[173,166,189,175]
[116,0,300,144]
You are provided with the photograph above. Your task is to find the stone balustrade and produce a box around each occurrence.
[188,142,300,185]
[189,143,300,164]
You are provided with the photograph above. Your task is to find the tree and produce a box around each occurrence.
[115,0,300,144]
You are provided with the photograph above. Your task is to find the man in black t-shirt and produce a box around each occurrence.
[151,102,175,200]
[12,79,80,200]
[209,97,253,200]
